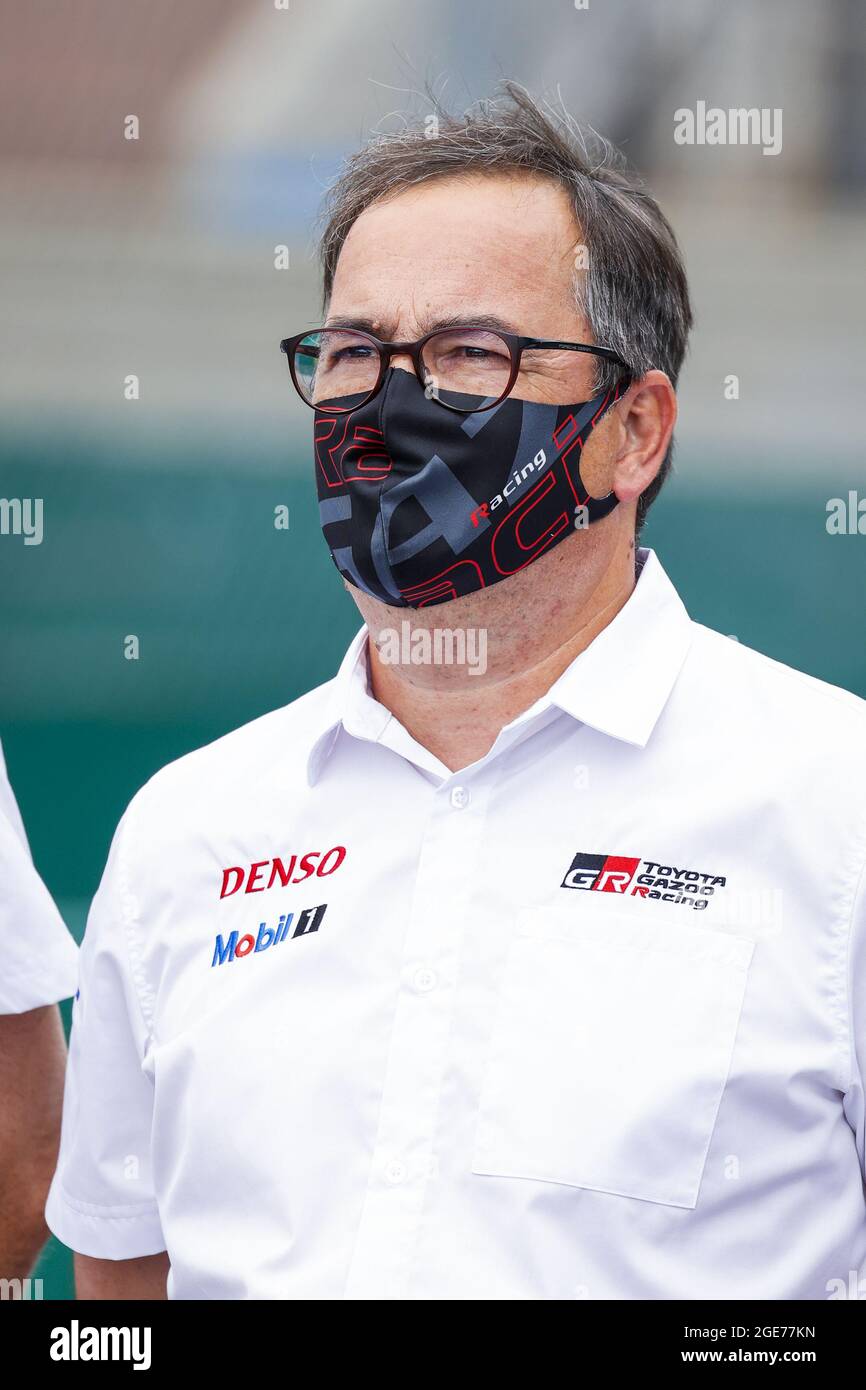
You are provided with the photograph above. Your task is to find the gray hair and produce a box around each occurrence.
[318,83,692,534]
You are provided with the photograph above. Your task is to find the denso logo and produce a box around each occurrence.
[211,904,327,966]
[219,846,346,899]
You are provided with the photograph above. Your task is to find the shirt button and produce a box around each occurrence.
[411,966,438,993]
[385,1159,407,1185]
[450,785,470,809]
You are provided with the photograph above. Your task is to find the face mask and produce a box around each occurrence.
[314,367,626,609]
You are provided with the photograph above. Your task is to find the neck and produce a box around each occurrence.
[365,535,639,772]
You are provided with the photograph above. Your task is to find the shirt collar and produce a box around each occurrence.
[306,626,376,787]
[306,547,692,786]
[542,547,693,747]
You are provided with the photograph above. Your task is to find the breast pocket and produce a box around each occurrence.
[472,911,754,1209]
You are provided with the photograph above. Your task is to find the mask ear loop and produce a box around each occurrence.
[572,376,631,514]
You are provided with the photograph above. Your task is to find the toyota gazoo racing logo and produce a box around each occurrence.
[561,852,727,912]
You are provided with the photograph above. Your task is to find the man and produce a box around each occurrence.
[0,738,78,1282]
[48,86,866,1300]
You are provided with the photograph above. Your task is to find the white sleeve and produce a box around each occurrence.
[0,741,78,1013]
[45,809,166,1259]
[845,846,866,1183]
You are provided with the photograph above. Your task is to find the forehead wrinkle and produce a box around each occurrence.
[324,309,525,339]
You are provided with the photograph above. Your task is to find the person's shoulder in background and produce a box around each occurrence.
[0,736,78,1013]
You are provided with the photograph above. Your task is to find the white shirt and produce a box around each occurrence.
[46,549,866,1299]
[0,739,79,1013]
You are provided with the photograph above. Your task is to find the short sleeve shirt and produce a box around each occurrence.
[46,550,866,1299]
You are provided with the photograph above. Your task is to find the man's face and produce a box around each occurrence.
[326,172,627,639]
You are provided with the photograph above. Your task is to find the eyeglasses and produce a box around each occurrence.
[279,325,631,415]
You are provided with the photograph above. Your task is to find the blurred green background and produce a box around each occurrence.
[1,0,864,1298]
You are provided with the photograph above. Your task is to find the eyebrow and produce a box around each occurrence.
[322,311,523,339]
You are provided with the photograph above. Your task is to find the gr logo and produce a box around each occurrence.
[561,852,641,894]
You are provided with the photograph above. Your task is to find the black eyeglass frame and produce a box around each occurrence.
[279,326,632,415]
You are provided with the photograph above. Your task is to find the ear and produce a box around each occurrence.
[610,371,678,505]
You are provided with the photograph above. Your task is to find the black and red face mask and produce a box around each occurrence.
[313,368,626,609]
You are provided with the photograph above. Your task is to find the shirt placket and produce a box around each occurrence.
[343,774,489,1299]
